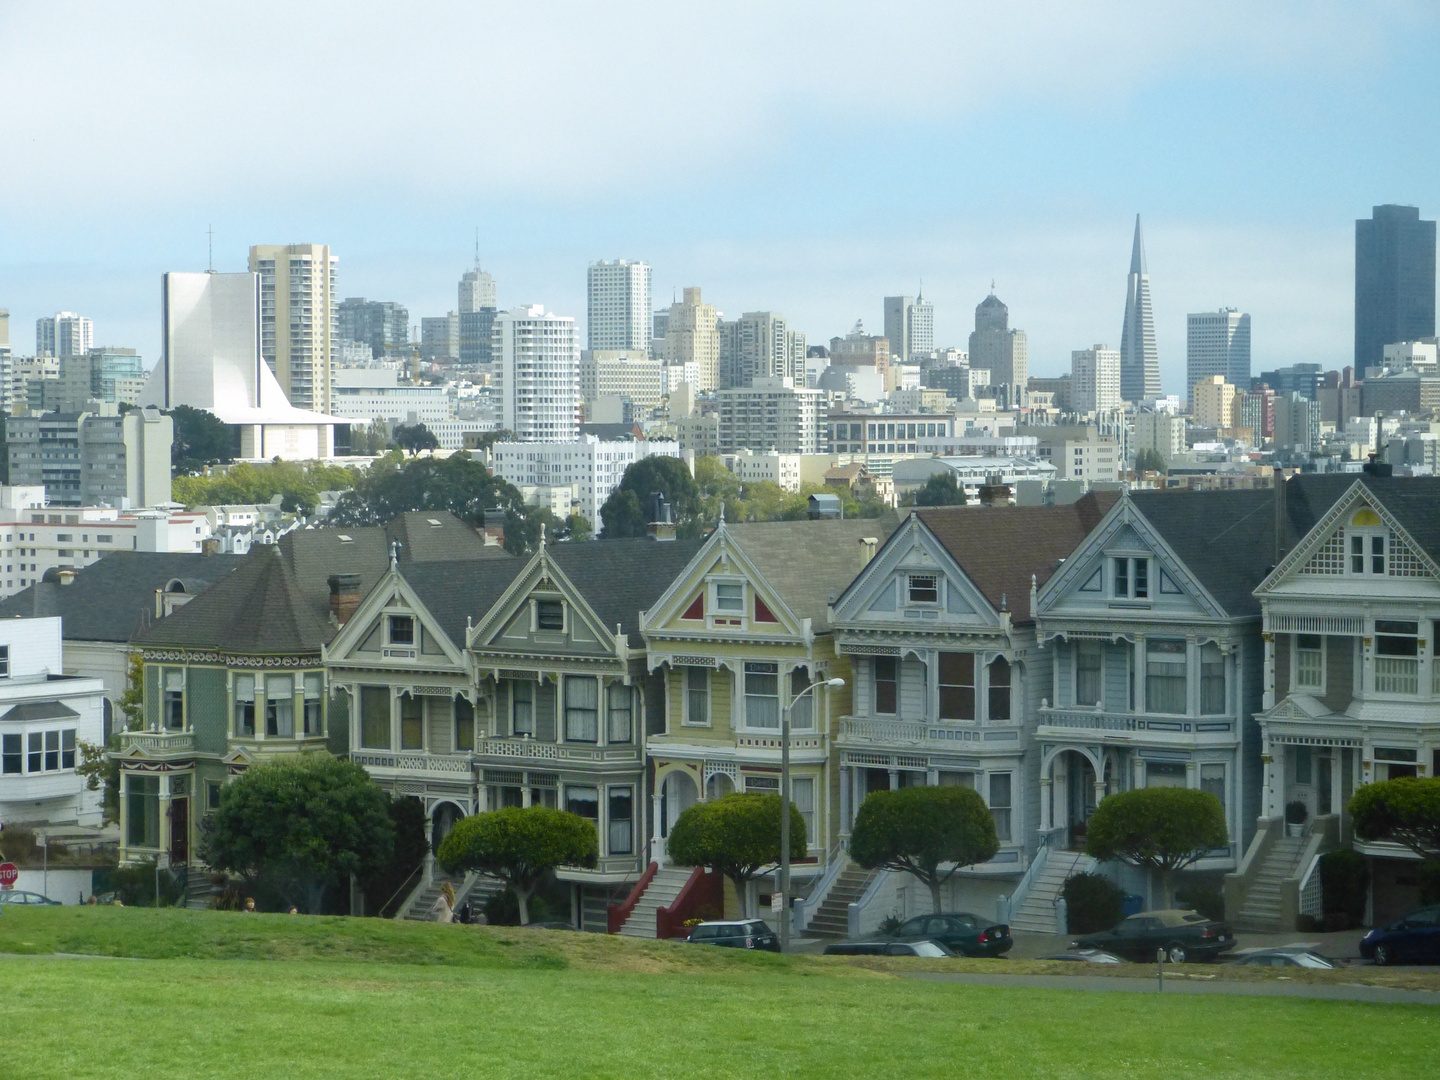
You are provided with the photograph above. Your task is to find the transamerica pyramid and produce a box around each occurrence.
[1120,214,1161,402]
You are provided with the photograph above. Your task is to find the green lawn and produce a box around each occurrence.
[1,908,1437,1079]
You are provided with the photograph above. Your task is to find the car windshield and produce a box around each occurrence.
[909,941,950,958]
[1291,954,1334,969]
[746,922,773,935]
[1181,913,1208,923]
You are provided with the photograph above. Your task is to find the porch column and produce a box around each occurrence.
[839,765,851,833]
[1267,743,1286,819]
[888,768,899,790]
[650,792,665,865]
[1051,647,1062,709]
[1262,633,1275,710]
[1330,749,1343,818]
[1093,776,1107,809]
[118,770,130,854]
[1133,636,1146,713]
[1038,775,1052,832]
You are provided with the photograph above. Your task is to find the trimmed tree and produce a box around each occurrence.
[598,455,702,538]
[436,806,597,924]
[200,753,395,914]
[912,470,967,507]
[1350,778,1440,859]
[849,785,1000,913]
[1084,787,1228,907]
[666,793,806,917]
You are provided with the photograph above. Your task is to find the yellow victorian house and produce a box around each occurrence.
[639,513,899,910]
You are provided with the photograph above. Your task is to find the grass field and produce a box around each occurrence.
[2,908,1438,1079]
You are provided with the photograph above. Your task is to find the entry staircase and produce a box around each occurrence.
[185,866,219,910]
[618,867,695,938]
[1234,833,1308,932]
[1008,849,1096,933]
[401,871,502,922]
[803,863,873,938]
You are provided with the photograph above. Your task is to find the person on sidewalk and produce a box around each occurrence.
[432,881,455,923]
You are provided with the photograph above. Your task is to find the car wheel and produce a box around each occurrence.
[1166,942,1188,965]
[1373,943,1394,967]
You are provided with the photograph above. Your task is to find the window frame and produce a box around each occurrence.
[162,667,185,731]
[511,680,536,737]
[938,652,975,721]
[1110,555,1150,601]
[234,673,256,737]
[1075,641,1103,707]
[1293,634,1325,693]
[606,683,632,744]
[399,692,424,750]
[0,644,9,678]
[987,657,1011,722]
[1145,639,1188,715]
[454,695,475,751]
[907,573,939,605]
[873,656,898,715]
[683,667,710,727]
[265,674,295,738]
[302,673,324,736]
[535,598,565,632]
[564,675,599,743]
[988,772,1013,843]
[607,785,634,855]
[387,613,415,646]
[359,686,391,749]
[743,662,780,730]
[1200,642,1226,715]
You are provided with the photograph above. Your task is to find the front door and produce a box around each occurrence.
[170,797,189,865]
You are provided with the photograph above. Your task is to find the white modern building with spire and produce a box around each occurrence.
[1120,215,1161,402]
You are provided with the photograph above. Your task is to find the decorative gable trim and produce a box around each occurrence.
[467,545,621,657]
[322,566,467,669]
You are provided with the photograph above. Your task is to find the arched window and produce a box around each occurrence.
[988,657,1011,721]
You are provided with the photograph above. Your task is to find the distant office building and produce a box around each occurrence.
[493,304,579,442]
[1132,409,1186,466]
[489,436,679,523]
[587,259,651,352]
[661,287,720,391]
[1362,370,1440,417]
[1026,423,1121,483]
[1187,308,1250,396]
[717,377,823,454]
[1191,375,1238,429]
[6,409,172,507]
[249,244,338,412]
[968,292,1027,390]
[910,294,934,360]
[1237,386,1275,440]
[420,313,460,362]
[56,349,145,409]
[459,266,497,313]
[580,350,664,409]
[1273,394,1321,454]
[883,293,935,365]
[1070,345,1121,414]
[0,309,9,357]
[337,296,409,362]
[1355,204,1436,372]
[1257,363,1322,402]
[331,368,451,427]
[459,308,497,366]
[828,320,891,393]
[721,312,804,388]
[1120,215,1161,401]
[36,312,93,358]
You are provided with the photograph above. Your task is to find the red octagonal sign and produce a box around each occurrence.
[0,862,18,889]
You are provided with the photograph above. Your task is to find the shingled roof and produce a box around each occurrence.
[134,544,329,654]
[1286,474,1440,561]
[1129,488,1277,617]
[917,492,1118,625]
[726,513,902,629]
[398,559,527,646]
[0,551,245,643]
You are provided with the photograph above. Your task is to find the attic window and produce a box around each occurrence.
[908,574,939,604]
[536,599,565,631]
[388,615,415,645]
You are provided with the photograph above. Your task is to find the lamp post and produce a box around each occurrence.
[779,675,846,954]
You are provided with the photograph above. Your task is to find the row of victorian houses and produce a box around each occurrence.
[5,473,1438,930]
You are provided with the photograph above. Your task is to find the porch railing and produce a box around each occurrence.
[1037,707,1234,735]
[118,730,195,755]
[1004,826,1064,925]
[474,738,641,764]
[1297,853,1323,918]
[1375,657,1419,695]
[846,866,886,939]
[656,866,724,939]
[352,751,473,774]
[792,839,847,936]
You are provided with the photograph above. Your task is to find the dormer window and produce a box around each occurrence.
[1349,509,1387,575]
[908,574,939,604]
[715,583,744,614]
[388,615,414,645]
[536,599,564,631]
[1112,557,1149,599]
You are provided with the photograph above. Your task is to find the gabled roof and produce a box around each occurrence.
[0,551,245,643]
[547,538,708,644]
[1286,474,1440,561]
[916,493,1118,624]
[1,700,82,723]
[725,514,902,628]
[134,545,329,654]
[1129,488,1277,617]
[396,559,527,647]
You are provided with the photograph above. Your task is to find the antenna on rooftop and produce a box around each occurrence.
[207,225,214,274]
[474,227,481,271]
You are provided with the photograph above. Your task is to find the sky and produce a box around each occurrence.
[2,1,1439,391]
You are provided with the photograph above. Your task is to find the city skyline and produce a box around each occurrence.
[2,3,1439,391]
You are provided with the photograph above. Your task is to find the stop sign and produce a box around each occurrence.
[0,862,17,890]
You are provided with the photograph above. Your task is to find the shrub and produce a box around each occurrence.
[1319,849,1369,922]
[1085,787,1229,905]
[1285,801,1309,826]
[878,914,905,935]
[109,860,186,907]
[439,806,596,924]
[850,785,999,913]
[1061,872,1124,934]
[667,793,806,918]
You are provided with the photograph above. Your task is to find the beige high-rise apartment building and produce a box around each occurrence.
[660,286,720,391]
[248,243,338,413]
[1192,374,1238,429]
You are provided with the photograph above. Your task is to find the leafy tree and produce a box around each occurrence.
[599,455,702,538]
[1134,448,1168,474]
[436,806,597,924]
[393,423,440,456]
[169,405,234,474]
[562,513,592,542]
[76,740,120,825]
[666,792,806,917]
[118,652,145,730]
[849,785,999,913]
[172,460,358,514]
[1060,871,1126,933]
[695,454,744,523]
[469,428,516,453]
[1084,787,1228,905]
[200,754,395,914]
[1350,778,1440,860]
[357,795,429,917]
[912,470,967,507]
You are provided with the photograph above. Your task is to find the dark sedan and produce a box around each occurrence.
[0,890,61,906]
[1072,909,1235,963]
[888,912,1012,957]
[685,919,780,951]
[1360,905,1440,965]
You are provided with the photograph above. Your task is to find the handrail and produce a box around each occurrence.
[657,865,723,939]
[607,861,657,934]
[379,856,427,920]
[1297,852,1323,918]
[792,840,846,935]
[845,866,885,938]
[1006,829,1057,923]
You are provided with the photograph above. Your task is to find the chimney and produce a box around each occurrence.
[477,508,506,547]
[200,538,220,556]
[978,473,1012,507]
[646,491,676,542]
[1273,469,1287,565]
[328,573,362,626]
[57,569,77,586]
[858,536,878,564]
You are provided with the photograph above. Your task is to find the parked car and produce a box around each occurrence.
[1360,905,1440,966]
[0,890,61,906]
[1229,949,1336,970]
[1038,949,1124,964]
[1072,909,1235,963]
[685,919,780,951]
[887,912,1013,957]
[824,939,957,958]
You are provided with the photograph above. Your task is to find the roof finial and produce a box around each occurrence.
[718,502,726,526]
[389,540,401,569]
[540,521,547,549]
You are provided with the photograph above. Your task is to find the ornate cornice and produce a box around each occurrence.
[141,648,320,668]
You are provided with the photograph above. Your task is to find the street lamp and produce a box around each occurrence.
[779,675,845,954]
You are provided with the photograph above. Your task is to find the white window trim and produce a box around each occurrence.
[708,577,748,628]
[682,667,711,727]
[386,611,416,647]
[905,571,941,607]
[1074,641,1104,708]
[1107,551,1151,603]
[1292,634,1326,695]
[533,596,567,634]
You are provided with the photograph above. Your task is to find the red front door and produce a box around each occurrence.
[170,797,189,865]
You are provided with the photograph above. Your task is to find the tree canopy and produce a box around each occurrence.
[393,423,440,455]
[199,754,395,913]
[436,806,597,923]
[849,785,999,911]
[912,471,967,507]
[599,455,702,538]
[1134,448,1168,474]
[1084,787,1228,904]
[169,405,235,474]
[1350,778,1440,859]
[666,792,806,917]
[172,460,359,515]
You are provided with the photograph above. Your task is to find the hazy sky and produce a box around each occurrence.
[3,1,1438,390]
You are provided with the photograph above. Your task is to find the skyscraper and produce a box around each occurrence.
[910,292,935,360]
[1186,308,1251,400]
[1354,204,1436,372]
[884,293,936,364]
[587,259,652,352]
[1119,216,1161,402]
[459,267,497,313]
[719,312,803,388]
[338,297,410,360]
[1070,344,1121,414]
[458,258,499,366]
[493,304,579,441]
[660,287,720,391]
[967,292,1027,389]
[249,244,338,412]
[36,311,93,357]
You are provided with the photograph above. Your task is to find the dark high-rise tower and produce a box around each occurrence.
[1355,204,1436,371]
[1120,215,1161,402]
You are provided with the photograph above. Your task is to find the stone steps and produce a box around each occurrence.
[617,869,695,938]
[1010,851,1095,933]
[802,867,872,938]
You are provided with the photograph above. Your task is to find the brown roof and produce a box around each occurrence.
[916,491,1119,624]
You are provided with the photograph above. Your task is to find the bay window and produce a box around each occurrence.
[939,652,975,721]
[162,668,185,730]
[606,684,632,743]
[455,696,475,751]
[564,676,599,742]
[874,656,898,715]
[266,675,294,738]
[400,694,423,749]
[608,787,633,855]
[988,773,1012,843]
[1146,761,1187,788]
[1201,763,1227,817]
[1200,643,1225,714]
[1076,642,1102,707]
[790,777,816,846]
[566,785,599,830]
[790,668,814,730]
[360,686,390,749]
[1146,639,1187,714]
[303,673,323,736]
[745,662,780,729]
[234,674,256,737]
[684,667,709,726]
[512,681,535,736]
[988,658,1011,721]
[2,733,19,774]
[1375,621,1419,694]
[1294,635,1323,691]
[126,775,160,848]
